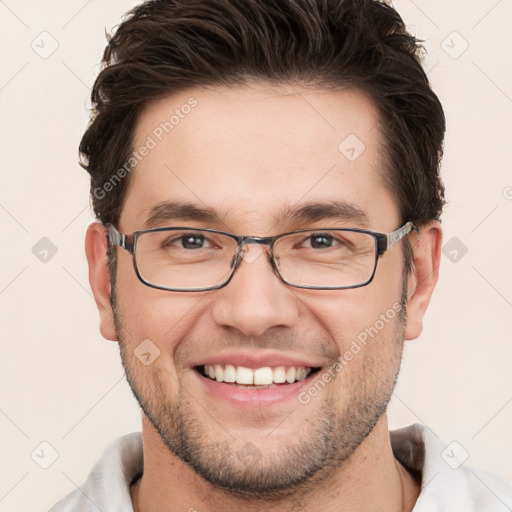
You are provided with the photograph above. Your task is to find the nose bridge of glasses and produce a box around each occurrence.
[230,235,276,270]
[240,235,274,246]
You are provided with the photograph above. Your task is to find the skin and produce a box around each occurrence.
[86,82,442,511]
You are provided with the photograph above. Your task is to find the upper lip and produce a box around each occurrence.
[190,350,328,369]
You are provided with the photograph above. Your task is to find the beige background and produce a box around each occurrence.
[1,1,511,510]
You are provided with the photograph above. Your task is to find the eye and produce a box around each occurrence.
[305,233,339,249]
[163,233,212,250]
[180,234,207,249]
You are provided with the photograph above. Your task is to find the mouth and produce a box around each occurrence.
[190,351,329,406]
[195,364,322,390]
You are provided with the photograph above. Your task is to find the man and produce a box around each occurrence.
[50,0,512,510]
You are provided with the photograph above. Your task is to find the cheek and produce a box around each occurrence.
[301,277,404,354]
[114,293,207,394]
[314,293,404,404]
[114,257,208,355]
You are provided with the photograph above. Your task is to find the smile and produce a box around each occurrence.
[199,364,321,386]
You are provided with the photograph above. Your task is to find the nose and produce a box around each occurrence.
[210,243,301,337]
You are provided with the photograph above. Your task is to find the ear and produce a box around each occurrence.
[404,221,442,340]
[85,222,117,341]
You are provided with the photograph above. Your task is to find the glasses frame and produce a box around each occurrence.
[106,221,418,292]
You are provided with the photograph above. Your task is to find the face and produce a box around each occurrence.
[94,82,424,497]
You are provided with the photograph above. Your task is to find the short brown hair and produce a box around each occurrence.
[81,0,445,232]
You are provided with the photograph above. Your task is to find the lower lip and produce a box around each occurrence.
[193,369,317,406]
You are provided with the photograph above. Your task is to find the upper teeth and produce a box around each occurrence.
[203,364,311,385]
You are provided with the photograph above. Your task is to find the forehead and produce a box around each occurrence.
[122,82,398,233]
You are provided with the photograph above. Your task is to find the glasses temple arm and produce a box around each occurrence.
[106,224,126,249]
[377,221,418,254]
[387,221,418,248]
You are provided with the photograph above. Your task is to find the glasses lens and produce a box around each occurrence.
[273,230,377,288]
[135,229,237,290]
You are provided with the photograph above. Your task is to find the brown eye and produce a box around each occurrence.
[161,233,212,250]
[308,234,334,249]
[180,234,206,249]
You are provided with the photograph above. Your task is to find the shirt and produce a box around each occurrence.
[49,423,512,511]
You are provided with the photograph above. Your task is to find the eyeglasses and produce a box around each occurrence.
[106,222,417,292]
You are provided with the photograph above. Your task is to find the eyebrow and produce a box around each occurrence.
[142,199,369,230]
[278,200,369,227]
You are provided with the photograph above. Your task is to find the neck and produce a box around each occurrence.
[131,414,421,512]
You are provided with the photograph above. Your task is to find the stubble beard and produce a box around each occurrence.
[112,284,407,500]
